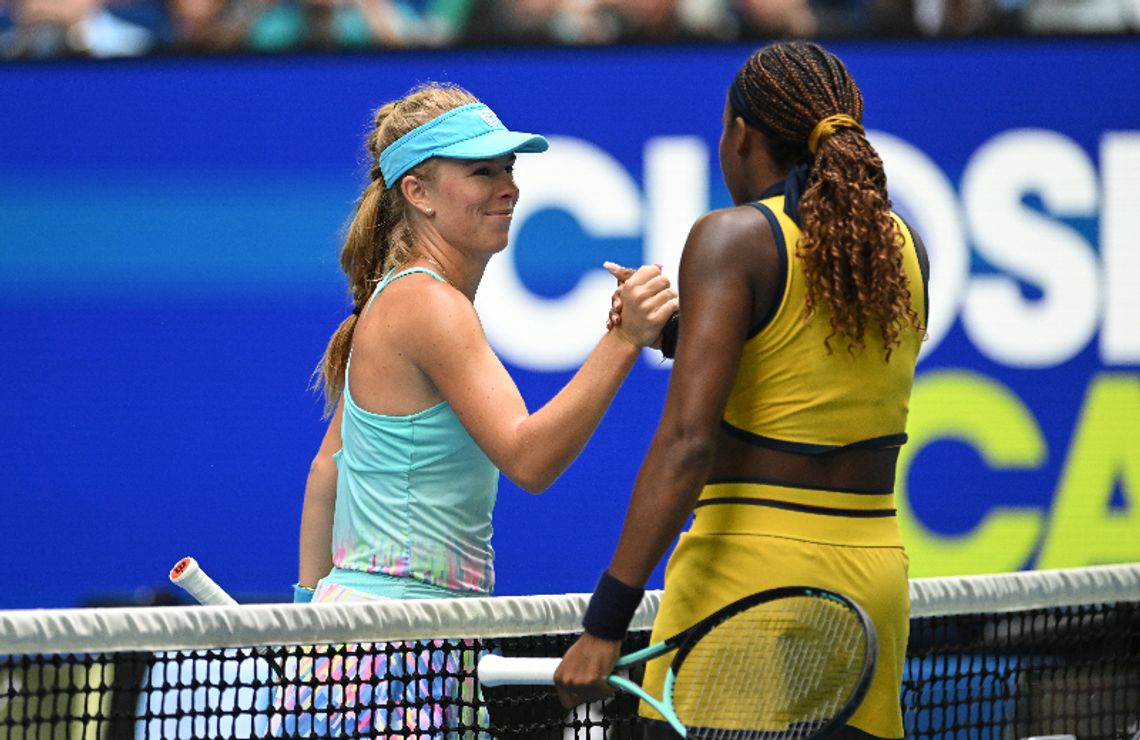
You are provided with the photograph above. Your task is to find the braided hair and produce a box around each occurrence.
[733,41,924,359]
[313,83,479,415]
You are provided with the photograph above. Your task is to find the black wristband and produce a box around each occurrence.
[660,312,680,359]
[582,570,645,640]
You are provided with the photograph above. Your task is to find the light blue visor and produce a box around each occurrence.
[379,103,549,185]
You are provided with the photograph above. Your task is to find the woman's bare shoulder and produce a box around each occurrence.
[684,204,779,272]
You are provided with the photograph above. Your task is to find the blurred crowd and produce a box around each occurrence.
[0,0,1137,60]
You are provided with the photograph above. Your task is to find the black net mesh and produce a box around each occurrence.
[0,632,650,739]
[902,601,1140,740]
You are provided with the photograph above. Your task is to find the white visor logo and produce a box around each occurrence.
[479,108,501,128]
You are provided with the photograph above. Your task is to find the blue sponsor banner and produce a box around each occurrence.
[1,39,1137,608]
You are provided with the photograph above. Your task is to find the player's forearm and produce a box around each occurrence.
[505,330,641,492]
[297,455,337,588]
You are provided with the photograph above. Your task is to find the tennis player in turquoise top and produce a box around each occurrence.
[322,264,501,600]
[298,83,678,604]
[280,82,676,738]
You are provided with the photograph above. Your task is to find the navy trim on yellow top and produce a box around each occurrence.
[720,419,908,455]
[746,199,788,339]
[693,497,897,518]
[704,475,894,495]
[895,214,930,327]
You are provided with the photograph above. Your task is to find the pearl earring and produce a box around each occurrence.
[425,208,435,217]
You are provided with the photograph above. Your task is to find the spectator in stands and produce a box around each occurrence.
[162,0,251,52]
[0,0,154,58]
[913,0,999,34]
[1029,0,1140,31]
[248,0,390,50]
[597,0,695,42]
[732,0,818,37]
[462,0,602,45]
[246,0,474,50]
[581,0,819,43]
[105,0,168,35]
[393,0,478,46]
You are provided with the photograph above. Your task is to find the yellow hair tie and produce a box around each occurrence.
[807,114,863,155]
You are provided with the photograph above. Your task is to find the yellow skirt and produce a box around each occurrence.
[640,483,910,739]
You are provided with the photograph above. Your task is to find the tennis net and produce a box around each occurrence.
[1,563,1138,739]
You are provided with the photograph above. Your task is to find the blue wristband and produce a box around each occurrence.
[582,570,644,640]
[293,583,315,604]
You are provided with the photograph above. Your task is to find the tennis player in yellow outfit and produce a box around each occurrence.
[555,41,929,739]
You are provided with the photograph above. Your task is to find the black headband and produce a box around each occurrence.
[729,72,813,228]
[728,74,781,141]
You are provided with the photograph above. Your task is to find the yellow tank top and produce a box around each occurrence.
[721,194,927,454]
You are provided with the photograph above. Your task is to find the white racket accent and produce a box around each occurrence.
[477,654,560,686]
[169,557,238,606]
[167,558,287,681]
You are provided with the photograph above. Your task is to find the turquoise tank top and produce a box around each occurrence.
[328,268,499,595]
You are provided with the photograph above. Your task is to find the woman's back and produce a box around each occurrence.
[711,191,928,494]
[331,267,499,595]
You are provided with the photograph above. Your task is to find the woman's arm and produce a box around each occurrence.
[607,212,761,580]
[419,264,678,493]
[297,397,344,591]
[552,207,779,705]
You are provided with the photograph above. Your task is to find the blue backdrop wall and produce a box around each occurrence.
[2,39,1138,609]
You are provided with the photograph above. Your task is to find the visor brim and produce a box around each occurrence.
[435,130,550,161]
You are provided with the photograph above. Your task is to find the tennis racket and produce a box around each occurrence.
[168,556,286,680]
[478,585,877,740]
[169,556,239,606]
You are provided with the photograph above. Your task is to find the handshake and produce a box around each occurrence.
[602,261,680,358]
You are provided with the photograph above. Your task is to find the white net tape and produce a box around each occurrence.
[1,563,1138,656]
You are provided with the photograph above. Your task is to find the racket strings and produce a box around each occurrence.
[671,596,868,740]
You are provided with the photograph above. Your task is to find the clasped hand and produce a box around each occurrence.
[604,262,677,349]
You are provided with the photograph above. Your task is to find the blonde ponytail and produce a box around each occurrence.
[312,83,480,416]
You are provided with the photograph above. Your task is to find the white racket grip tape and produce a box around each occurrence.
[169,557,239,606]
[477,655,561,686]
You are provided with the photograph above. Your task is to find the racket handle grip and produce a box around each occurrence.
[477,655,560,686]
[169,557,239,606]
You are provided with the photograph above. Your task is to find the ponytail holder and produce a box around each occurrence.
[807,114,863,155]
[351,306,363,317]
